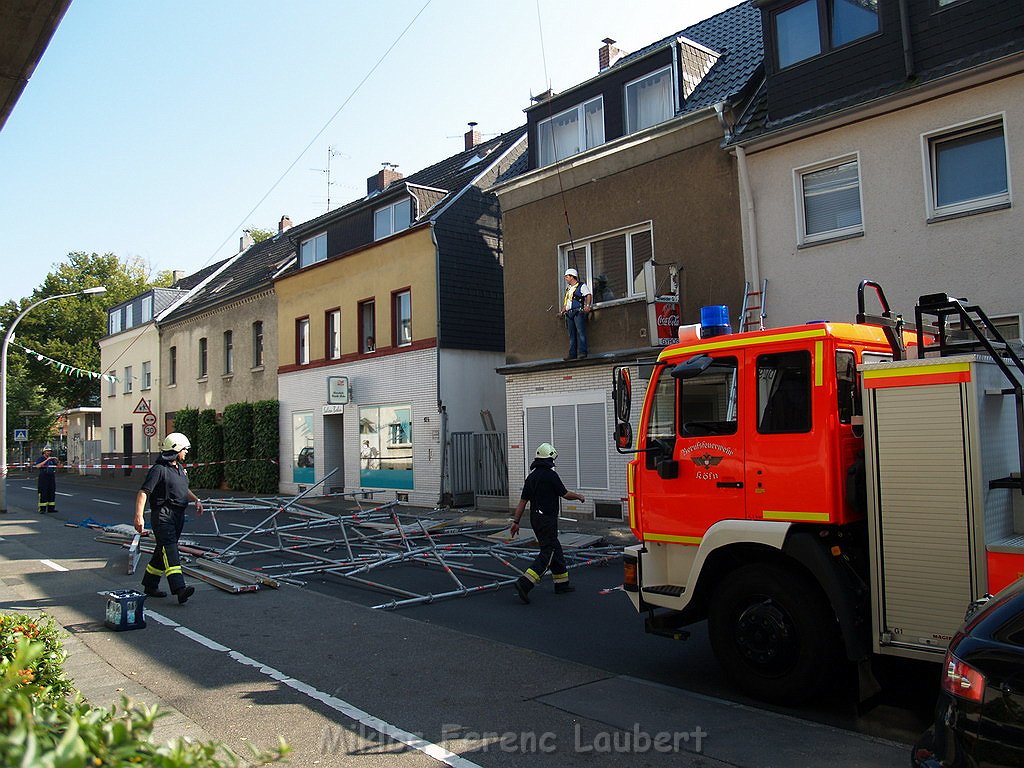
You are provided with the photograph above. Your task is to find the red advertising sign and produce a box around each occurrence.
[655,300,680,346]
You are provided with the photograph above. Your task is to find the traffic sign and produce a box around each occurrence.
[132,398,152,414]
[13,429,28,442]
[143,425,157,438]
[142,412,157,427]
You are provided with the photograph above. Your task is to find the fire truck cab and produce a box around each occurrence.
[614,282,1024,704]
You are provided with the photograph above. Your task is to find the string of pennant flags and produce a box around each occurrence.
[10,340,118,382]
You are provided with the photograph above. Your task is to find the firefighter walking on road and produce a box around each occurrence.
[133,432,204,604]
[511,442,585,603]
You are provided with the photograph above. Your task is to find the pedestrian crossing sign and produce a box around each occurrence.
[14,428,28,442]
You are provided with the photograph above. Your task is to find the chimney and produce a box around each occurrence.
[240,230,254,252]
[464,122,482,150]
[366,163,403,196]
[278,215,293,233]
[172,270,186,286]
[598,37,625,71]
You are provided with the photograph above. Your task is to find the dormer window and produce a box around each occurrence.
[773,0,879,70]
[537,97,605,167]
[625,66,674,134]
[374,198,412,241]
[299,232,327,267]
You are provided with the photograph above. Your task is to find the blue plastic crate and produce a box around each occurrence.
[100,590,147,631]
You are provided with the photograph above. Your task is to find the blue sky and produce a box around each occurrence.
[0,0,739,304]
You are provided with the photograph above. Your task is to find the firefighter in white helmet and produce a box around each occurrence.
[133,432,204,604]
[509,442,586,603]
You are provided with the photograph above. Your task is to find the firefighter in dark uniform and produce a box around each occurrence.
[133,432,204,604]
[510,442,586,603]
[34,445,58,513]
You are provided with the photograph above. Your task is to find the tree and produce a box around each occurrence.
[1,253,170,441]
[247,227,275,244]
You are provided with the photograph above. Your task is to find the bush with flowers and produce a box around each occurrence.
[1,612,289,766]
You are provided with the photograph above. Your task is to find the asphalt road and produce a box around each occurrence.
[1,473,936,765]
[8,474,940,733]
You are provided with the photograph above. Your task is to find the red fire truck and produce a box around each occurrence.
[612,281,1024,703]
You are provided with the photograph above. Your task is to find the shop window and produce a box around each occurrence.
[360,405,414,489]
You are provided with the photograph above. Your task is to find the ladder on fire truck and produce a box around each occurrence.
[915,292,1024,494]
[738,279,768,332]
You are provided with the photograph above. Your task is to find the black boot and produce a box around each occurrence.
[175,586,195,604]
[514,576,533,604]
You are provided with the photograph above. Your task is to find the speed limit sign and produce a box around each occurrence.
[143,412,157,427]
[143,425,157,437]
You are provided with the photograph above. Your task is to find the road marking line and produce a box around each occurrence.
[21,486,35,491]
[40,559,68,572]
[57,492,74,497]
[146,610,482,768]
[91,499,121,506]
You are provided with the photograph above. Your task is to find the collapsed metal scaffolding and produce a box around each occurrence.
[99,473,621,610]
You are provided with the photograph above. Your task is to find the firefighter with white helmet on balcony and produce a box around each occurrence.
[133,432,204,604]
[510,442,586,603]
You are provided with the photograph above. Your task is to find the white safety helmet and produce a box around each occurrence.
[535,442,557,460]
[42,445,52,452]
[160,432,191,453]
[564,268,578,279]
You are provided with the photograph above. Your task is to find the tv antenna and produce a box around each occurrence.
[310,145,350,212]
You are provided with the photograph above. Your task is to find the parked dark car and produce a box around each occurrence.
[912,576,1024,767]
[297,447,314,468]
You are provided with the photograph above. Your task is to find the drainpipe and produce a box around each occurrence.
[431,224,449,506]
[715,102,760,289]
[735,145,761,289]
[898,0,915,79]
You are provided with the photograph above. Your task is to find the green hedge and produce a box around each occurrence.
[0,612,288,766]
[174,401,278,494]
[190,409,223,490]
[222,403,253,492]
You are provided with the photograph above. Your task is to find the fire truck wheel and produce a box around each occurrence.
[708,563,838,705]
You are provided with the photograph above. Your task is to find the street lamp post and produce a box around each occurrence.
[1,286,107,513]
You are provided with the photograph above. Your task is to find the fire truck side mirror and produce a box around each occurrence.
[614,367,632,424]
[614,421,633,450]
[671,354,713,380]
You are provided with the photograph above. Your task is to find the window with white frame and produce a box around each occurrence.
[168,346,177,385]
[141,361,152,390]
[296,318,310,364]
[108,427,116,452]
[373,198,412,241]
[625,66,673,134]
[223,330,233,374]
[199,337,208,378]
[108,310,122,335]
[560,224,654,304]
[524,391,609,490]
[924,117,1009,219]
[795,154,863,244]
[141,295,153,322]
[125,303,134,329]
[326,309,341,359]
[773,0,879,69]
[107,371,116,397]
[393,290,412,347]
[252,321,264,368]
[123,366,133,394]
[537,97,605,167]
[359,300,376,353]
[299,232,327,268]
